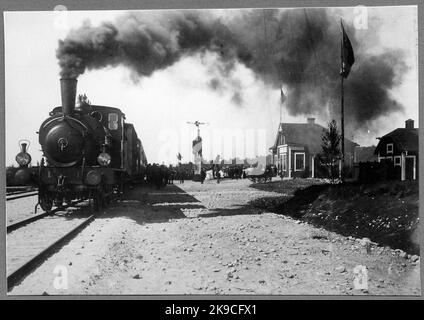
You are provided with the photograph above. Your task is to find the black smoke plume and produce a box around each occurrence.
[57,9,407,130]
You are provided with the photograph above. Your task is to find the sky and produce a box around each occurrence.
[4,6,418,166]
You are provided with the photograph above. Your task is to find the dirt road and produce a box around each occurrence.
[9,179,420,295]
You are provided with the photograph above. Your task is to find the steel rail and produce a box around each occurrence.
[6,190,34,196]
[7,200,84,233]
[7,214,95,291]
[6,192,38,201]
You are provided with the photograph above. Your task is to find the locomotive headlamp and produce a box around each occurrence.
[97,152,111,167]
[15,152,31,166]
[16,141,32,167]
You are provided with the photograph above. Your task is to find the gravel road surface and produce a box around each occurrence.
[8,179,420,295]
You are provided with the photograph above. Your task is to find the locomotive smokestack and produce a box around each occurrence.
[60,78,77,116]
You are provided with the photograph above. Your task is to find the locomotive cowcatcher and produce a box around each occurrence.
[14,78,147,211]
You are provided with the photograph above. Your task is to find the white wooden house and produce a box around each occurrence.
[269,118,358,178]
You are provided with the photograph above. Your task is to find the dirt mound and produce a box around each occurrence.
[253,180,419,254]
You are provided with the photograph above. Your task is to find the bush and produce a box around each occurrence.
[6,166,17,186]
[358,161,400,183]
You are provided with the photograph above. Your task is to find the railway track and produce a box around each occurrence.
[6,186,37,195]
[7,200,83,233]
[6,191,38,201]
[7,203,96,291]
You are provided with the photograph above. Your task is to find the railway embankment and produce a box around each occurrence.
[251,180,419,255]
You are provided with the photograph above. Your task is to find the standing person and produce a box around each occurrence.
[146,164,151,184]
[216,169,221,184]
[168,166,175,184]
[179,170,185,184]
[153,164,162,189]
[200,168,206,184]
[161,165,169,187]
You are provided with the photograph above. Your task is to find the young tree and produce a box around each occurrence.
[318,119,341,182]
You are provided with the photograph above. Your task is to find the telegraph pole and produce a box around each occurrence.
[187,121,207,175]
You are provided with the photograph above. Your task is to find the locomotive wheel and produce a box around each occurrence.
[91,188,106,212]
[65,197,73,205]
[99,189,106,209]
[94,192,101,211]
[104,185,113,205]
[91,190,100,212]
[54,199,64,208]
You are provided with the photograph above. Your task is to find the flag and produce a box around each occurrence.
[340,21,355,78]
[280,86,286,104]
[192,136,202,157]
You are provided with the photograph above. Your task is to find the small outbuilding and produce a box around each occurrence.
[374,119,418,180]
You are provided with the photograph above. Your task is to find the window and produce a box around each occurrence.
[387,143,393,154]
[394,156,401,166]
[282,153,287,171]
[294,153,305,171]
[108,113,119,130]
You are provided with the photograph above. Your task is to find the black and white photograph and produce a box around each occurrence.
[3,3,420,296]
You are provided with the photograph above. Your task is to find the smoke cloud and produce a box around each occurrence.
[57,8,408,130]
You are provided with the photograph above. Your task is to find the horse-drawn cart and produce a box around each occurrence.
[244,164,277,183]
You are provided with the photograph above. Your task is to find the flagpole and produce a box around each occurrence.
[339,19,354,183]
[341,74,345,182]
[340,19,345,182]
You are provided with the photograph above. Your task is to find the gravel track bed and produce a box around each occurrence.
[6,195,41,225]
[7,209,92,275]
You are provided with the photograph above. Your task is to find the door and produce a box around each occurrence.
[405,156,415,180]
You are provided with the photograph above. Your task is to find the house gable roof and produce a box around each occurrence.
[270,122,358,155]
[375,128,418,154]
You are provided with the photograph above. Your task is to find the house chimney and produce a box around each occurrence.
[307,117,315,125]
[405,119,414,129]
[60,78,77,116]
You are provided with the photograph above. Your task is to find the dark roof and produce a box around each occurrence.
[375,128,418,153]
[270,122,358,155]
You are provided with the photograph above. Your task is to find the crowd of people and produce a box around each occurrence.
[144,164,193,188]
[143,164,276,187]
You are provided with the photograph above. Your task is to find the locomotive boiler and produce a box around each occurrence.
[15,78,147,211]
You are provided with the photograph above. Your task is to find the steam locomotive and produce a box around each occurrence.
[14,78,147,211]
